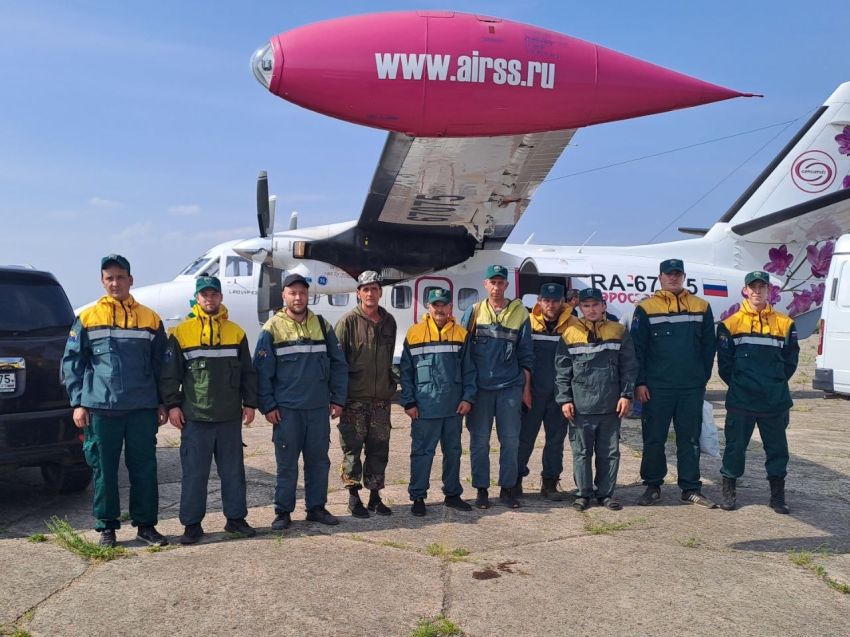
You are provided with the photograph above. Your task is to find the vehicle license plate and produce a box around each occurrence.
[0,372,15,392]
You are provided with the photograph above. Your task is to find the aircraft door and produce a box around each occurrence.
[413,276,454,324]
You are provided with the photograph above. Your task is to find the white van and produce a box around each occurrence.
[813,234,850,398]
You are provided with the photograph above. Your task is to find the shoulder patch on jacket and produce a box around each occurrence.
[67,329,79,345]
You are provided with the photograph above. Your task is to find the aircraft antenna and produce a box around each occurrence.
[523,232,535,244]
[576,231,596,253]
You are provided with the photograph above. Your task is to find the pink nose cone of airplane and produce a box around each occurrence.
[251,11,755,138]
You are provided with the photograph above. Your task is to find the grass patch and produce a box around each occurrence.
[582,513,647,535]
[426,543,470,561]
[46,516,127,562]
[0,526,6,535]
[788,548,850,594]
[161,437,180,448]
[145,544,173,553]
[392,477,410,485]
[350,533,366,542]
[327,486,340,494]
[7,630,35,637]
[119,512,132,522]
[461,448,470,455]
[27,533,48,543]
[679,537,700,548]
[409,615,463,637]
[380,539,406,549]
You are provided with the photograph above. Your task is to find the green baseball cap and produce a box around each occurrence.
[660,258,685,274]
[744,271,770,286]
[195,276,222,294]
[578,288,604,302]
[539,283,565,300]
[485,264,508,279]
[101,254,131,274]
[427,288,451,305]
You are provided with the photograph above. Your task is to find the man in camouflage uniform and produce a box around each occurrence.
[334,271,398,518]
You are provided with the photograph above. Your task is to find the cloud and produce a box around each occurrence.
[110,221,151,242]
[89,196,122,209]
[167,204,201,216]
[194,226,256,243]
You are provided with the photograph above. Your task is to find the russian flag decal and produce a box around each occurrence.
[702,279,728,297]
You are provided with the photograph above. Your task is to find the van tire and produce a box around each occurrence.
[41,461,93,493]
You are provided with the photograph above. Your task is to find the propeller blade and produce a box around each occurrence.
[268,195,277,238]
[289,211,298,231]
[257,171,270,238]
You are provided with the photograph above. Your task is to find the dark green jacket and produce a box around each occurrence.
[529,304,578,396]
[717,300,799,415]
[159,305,257,422]
[334,306,397,402]
[555,317,638,415]
[631,290,716,390]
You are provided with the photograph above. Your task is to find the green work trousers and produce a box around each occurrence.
[720,411,790,481]
[568,413,621,499]
[83,409,159,531]
[639,387,704,491]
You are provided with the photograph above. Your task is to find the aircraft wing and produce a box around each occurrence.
[358,129,576,246]
[730,188,850,244]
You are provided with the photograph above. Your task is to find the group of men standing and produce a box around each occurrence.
[62,254,799,547]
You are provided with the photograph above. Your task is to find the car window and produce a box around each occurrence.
[0,273,74,335]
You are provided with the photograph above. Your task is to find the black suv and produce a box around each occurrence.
[0,266,92,492]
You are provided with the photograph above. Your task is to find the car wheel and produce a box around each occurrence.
[41,461,93,493]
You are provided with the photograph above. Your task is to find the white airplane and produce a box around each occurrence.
[127,83,850,357]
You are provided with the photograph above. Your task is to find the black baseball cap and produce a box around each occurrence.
[283,273,309,288]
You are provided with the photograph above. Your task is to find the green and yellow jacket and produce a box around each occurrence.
[334,306,397,402]
[555,317,638,415]
[460,299,534,391]
[631,290,716,390]
[159,305,257,422]
[717,300,799,415]
[529,304,579,396]
[255,309,348,413]
[399,315,477,419]
[63,295,166,411]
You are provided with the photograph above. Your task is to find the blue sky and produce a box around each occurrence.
[1,1,847,306]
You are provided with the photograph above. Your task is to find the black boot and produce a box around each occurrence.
[513,475,524,497]
[367,489,392,516]
[348,487,369,518]
[719,477,737,511]
[769,477,790,514]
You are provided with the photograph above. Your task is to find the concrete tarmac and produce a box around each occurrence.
[1,337,848,636]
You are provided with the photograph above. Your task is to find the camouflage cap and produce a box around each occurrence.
[357,270,382,288]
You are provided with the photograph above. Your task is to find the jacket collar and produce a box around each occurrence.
[740,299,773,318]
[530,304,574,333]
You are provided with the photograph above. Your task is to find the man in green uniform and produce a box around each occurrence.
[160,276,258,544]
[632,259,717,508]
[400,288,476,515]
[555,289,638,511]
[460,265,534,510]
[254,274,348,530]
[516,283,578,500]
[63,254,168,547]
[335,271,398,518]
[716,271,799,513]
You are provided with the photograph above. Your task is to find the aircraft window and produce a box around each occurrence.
[392,285,412,309]
[199,259,220,278]
[328,294,349,306]
[308,294,320,305]
[181,257,211,276]
[838,262,850,308]
[225,256,253,277]
[458,288,478,311]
